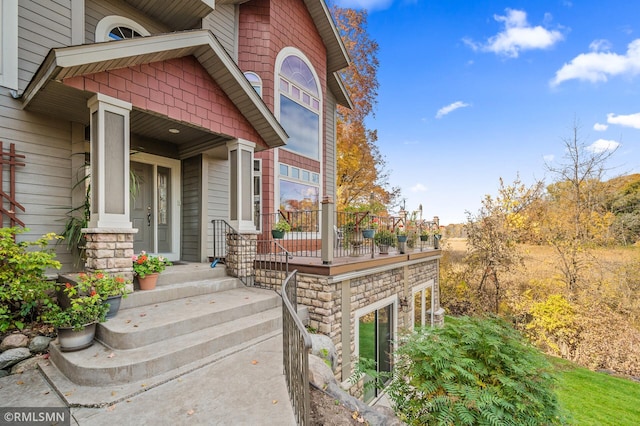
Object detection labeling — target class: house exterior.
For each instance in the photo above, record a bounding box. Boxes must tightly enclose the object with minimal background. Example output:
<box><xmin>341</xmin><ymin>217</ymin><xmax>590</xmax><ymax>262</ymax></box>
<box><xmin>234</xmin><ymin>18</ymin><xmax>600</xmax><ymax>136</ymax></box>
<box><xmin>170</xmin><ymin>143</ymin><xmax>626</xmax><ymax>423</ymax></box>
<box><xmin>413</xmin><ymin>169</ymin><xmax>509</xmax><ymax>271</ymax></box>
<box><xmin>1</xmin><ymin>0</ymin><xmax>348</xmax><ymax>270</ymax></box>
<box><xmin>0</xmin><ymin>0</ymin><xmax>442</xmax><ymax>405</ymax></box>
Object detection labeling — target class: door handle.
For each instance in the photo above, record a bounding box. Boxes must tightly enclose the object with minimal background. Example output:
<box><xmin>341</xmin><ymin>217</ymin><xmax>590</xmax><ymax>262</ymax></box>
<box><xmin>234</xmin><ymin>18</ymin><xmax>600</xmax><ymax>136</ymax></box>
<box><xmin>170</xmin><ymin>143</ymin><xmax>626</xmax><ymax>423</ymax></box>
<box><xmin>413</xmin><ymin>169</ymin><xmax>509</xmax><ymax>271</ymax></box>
<box><xmin>147</xmin><ymin>207</ymin><xmax>152</xmax><ymax>226</ymax></box>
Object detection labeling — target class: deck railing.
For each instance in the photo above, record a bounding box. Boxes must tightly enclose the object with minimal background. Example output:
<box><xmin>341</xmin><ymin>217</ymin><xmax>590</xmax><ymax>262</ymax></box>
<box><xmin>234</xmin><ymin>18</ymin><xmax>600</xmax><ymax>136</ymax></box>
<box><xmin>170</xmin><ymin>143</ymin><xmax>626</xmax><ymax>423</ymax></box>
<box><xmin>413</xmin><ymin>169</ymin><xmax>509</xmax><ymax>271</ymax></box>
<box><xmin>281</xmin><ymin>270</ymin><xmax>311</xmax><ymax>426</ymax></box>
<box><xmin>211</xmin><ymin>219</ymin><xmax>290</xmax><ymax>289</ymax></box>
<box><xmin>258</xmin><ymin>210</ymin><xmax>440</xmax><ymax>258</ymax></box>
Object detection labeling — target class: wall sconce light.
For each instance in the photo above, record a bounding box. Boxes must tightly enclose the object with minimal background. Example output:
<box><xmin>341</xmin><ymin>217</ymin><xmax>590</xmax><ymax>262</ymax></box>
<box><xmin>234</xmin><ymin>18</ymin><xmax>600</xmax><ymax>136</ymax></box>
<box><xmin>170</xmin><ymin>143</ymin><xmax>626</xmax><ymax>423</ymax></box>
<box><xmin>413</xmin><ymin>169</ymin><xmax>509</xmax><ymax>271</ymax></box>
<box><xmin>399</xmin><ymin>296</ymin><xmax>409</xmax><ymax>310</ymax></box>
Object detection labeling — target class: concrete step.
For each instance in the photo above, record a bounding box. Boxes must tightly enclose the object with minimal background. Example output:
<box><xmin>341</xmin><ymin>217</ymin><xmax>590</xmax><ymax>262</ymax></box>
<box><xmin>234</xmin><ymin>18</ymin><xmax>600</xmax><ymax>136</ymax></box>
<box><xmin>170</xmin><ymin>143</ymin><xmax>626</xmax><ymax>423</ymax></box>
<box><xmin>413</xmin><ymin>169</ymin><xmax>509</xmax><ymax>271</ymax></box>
<box><xmin>48</xmin><ymin>304</ymin><xmax>282</xmax><ymax>387</ymax></box>
<box><xmin>98</xmin><ymin>286</ymin><xmax>281</xmax><ymax>349</ymax></box>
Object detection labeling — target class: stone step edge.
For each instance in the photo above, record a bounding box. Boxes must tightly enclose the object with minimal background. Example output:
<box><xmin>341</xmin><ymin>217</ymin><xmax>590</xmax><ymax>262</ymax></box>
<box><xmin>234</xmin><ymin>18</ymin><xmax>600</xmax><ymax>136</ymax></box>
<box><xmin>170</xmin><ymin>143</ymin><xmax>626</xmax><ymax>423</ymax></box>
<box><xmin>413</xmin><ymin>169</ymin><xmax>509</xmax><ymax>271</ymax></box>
<box><xmin>49</xmin><ymin>308</ymin><xmax>282</xmax><ymax>384</ymax></box>
<box><xmin>38</xmin><ymin>329</ymin><xmax>282</xmax><ymax>408</ymax></box>
<box><xmin>123</xmin><ymin>277</ymin><xmax>243</xmax><ymax>309</ymax></box>
<box><xmin>99</xmin><ymin>289</ymin><xmax>281</xmax><ymax>349</ymax></box>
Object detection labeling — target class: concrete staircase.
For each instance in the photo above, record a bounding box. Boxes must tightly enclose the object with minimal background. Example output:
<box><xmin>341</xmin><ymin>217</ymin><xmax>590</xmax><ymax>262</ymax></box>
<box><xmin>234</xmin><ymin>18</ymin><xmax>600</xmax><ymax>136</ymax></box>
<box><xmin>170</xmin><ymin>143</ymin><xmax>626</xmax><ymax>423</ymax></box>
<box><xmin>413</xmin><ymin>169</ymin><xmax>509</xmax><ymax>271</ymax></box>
<box><xmin>40</xmin><ymin>263</ymin><xmax>282</xmax><ymax>407</ymax></box>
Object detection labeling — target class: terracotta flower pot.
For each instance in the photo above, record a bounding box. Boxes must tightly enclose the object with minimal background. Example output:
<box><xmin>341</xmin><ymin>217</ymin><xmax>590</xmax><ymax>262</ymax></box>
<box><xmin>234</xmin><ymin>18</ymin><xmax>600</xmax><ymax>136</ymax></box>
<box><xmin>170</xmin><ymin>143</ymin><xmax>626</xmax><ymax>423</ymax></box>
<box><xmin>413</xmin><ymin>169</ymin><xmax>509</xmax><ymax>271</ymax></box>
<box><xmin>137</xmin><ymin>273</ymin><xmax>159</xmax><ymax>290</ymax></box>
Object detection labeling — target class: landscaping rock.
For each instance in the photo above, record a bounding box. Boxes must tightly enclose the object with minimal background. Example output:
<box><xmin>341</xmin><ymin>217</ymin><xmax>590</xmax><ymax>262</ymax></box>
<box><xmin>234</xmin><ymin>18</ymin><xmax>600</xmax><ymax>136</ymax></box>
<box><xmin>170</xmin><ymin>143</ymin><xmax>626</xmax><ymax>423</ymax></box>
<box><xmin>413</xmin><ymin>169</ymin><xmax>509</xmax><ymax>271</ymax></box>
<box><xmin>10</xmin><ymin>355</ymin><xmax>45</xmax><ymax>375</ymax></box>
<box><xmin>0</xmin><ymin>348</ymin><xmax>31</xmax><ymax>369</ymax></box>
<box><xmin>29</xmin><ymin>336</ymin><xmax>52</xmax><ymax>353</ymax></box>
<box><xmin>0</xmin><ymin>369</ymin><xmax>9</xmax><ymax>379</ymax></box>
<box><xmin>0</xmin><ymin>333</ymin><xmax>29</xmax><ymax>351</ymax></box>
<box><xmin>309</xmin><ymin>354</ymin><xmax>406</xmax><ymax>426</ymax></box>
<box><xmin>310</xmin><ymin>333</ymin><xmax>337</xmax><ymax>372</ymax></box>
<box><xmin>309</xmin><ymin>354</ymin><xmax>337</xmax><ymax>389</ymax></box>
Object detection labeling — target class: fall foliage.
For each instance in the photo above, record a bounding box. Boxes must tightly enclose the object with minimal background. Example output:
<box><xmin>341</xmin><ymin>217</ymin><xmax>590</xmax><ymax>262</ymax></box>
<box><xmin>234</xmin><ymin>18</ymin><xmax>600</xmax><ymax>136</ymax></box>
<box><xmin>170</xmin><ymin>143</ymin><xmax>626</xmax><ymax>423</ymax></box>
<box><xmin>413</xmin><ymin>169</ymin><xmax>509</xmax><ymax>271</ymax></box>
<box><xmin>332</xmin><ymin>7</ymin><xmax>400</xmax><ymax>211</ymax></box>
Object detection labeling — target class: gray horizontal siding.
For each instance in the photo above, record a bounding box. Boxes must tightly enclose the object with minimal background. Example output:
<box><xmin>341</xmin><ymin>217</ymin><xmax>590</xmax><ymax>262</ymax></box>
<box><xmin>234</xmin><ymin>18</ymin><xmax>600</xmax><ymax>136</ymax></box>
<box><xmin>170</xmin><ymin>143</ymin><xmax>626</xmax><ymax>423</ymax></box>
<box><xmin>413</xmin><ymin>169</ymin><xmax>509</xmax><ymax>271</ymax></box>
<box><xmin>206</xmin><ymin>155</ymin><xmax>229</xmax><ymax>257</ymax></box>
<box><xmin>181</xmin><ymin>155</ymin><xmax>202</xmax><ymax>261</ymax></box>
<box><xmin>0</xmin><ymin>94</ymin><xmax>74</xmax><ymax>270</ymax></box>
<box><xmin>18</xmin><ymin>0</ymin><xmax>72</xmax><ymax>91</ymax></box>
<box><xmin>202</xmin><ymin>4</ymin><xmax>236</xmax><ymax>59</ymax></box>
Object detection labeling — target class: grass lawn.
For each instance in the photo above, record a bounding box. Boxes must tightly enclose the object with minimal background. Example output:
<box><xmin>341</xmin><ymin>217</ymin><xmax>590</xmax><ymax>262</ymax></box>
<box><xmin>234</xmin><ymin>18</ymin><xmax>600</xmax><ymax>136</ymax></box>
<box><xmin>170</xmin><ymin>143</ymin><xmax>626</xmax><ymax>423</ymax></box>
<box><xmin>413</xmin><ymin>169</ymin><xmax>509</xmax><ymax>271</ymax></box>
<box><xmin>551</xmin><ymin>357</ymin><xmax>640</xmax><ymax>425</ymax></box>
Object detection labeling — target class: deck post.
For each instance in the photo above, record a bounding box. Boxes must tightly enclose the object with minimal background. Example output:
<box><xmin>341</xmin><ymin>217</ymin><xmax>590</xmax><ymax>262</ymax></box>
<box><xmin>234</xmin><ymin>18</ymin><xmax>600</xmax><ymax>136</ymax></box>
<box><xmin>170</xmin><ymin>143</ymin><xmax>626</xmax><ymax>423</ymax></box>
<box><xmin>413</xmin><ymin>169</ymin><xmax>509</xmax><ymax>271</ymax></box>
<box><xmin>321</xmin><ymin>197</ymin><xmax>334</xmax><ymax>264</ymax></box>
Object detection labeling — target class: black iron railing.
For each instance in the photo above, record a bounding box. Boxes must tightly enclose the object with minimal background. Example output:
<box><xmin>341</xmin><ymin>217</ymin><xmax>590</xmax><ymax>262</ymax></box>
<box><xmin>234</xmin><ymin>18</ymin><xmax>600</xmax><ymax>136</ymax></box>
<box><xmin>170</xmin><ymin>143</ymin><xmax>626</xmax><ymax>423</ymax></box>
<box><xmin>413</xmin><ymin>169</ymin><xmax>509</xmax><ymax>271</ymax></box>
<box><xmin>281</xmin><ymin>270</ymin><xmax>311</xmax><ymax>426</ymax></box>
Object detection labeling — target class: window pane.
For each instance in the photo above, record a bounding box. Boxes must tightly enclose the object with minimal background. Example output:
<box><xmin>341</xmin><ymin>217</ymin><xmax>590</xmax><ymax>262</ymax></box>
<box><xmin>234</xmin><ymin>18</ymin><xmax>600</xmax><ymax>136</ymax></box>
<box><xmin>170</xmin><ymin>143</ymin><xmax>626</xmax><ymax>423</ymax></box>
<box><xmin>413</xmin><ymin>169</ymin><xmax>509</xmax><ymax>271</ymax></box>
<box><xmin>414</xmin><ymin>291</ymin><xmax>423</xmax><ymax>329</ymax></box>
<box><xmin>312</xmin><ymin>173</ymin><xmax>319</xmax><ymax>183</ymax></box>
<box><xmin>280</xmin><ymin>56</ymin><xmax>318</xmax><ymax>95</ymax></box>
<box><xmin>280</xmin><ymin>95</ymin><xmax>319</xmax><ymax>159</ymax></box>
<box><xmin>279</xmin><ymin>164</ymin><xmax>288</xmax><ymax>176</ymax></box>
<box><xmin>291</xmin><ymin>168</ymin><xmax>300</xmax><ymax>179</ymax></box>
<box><xmin>279</xmin><ymin>180</ymin><xmax>319</xmax><ymax>211</ymax></box>
<box><xmin>302</xmin><ymin>170</ymin><xmax>310</xmax><ymax>181</ymax></box>
<box><xmin>359</xmin><ymin>313</ymin><xmax>376</xmax><ymax>403</ymax></box>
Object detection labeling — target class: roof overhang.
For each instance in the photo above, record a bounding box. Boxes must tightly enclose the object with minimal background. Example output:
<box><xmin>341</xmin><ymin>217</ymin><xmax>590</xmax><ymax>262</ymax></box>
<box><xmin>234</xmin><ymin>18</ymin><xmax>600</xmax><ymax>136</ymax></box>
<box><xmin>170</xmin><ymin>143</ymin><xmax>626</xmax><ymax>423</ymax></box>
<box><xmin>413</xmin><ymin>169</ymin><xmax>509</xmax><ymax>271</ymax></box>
<box><xmin>124</xmin><ymin>0</ymin><xmax>214</xmax><ymax>30</ymax></box>
<box><xmin>22</xmin><ymin>30</ymin><xmax>288</xmax><ymax>150</ymax></box>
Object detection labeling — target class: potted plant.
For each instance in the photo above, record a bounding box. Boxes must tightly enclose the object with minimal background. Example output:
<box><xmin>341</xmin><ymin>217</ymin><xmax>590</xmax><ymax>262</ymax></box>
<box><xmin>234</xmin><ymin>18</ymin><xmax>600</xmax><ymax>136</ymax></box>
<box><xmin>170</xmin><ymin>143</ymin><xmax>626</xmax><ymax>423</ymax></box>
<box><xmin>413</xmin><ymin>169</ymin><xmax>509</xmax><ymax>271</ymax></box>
<box><xmin>44</xmin><ymin>282</ymin><xmax>108</xmax><ymax>352</ymax></box>
<box><xmin>271</xmin><ymin>219</ymin><xmax>292</xmax><ymax>239</ymax></box>
<box><xmin>432</xmin><ymin>228</ymin><xmax>442</xmax><ymax>249</ymax></box>
<box><xmin>361</xmin><ymin>217</ymin><xmax>377</xmax><ymax>239</ymax></box>
<box><xmin>374</xmin><ymin>229</ymin><xmax>394</xmax><ymax>254</ymax></box>
<box><xmin>420</xmin><ymin>229</ymin><xmax>429</xmax><ymax>242</ymax></box>
<box><xmin>132</xmin><ymin>251</ymin><xmax>172</xmax><ymax>290</ymax></box>
<box><xmin>79</xmin><ymin>271</ymin><xmax>131</xmax><ymax>318</ymax></box>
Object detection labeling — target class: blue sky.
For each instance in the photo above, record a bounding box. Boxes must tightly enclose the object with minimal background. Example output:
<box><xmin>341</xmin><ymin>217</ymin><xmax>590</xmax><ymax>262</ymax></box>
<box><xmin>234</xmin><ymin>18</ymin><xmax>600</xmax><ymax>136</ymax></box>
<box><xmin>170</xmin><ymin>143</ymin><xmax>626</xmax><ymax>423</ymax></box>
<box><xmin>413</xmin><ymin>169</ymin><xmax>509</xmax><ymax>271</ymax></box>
<box><xmin>332</xmin><ymin>0</ymin><xmax>640</xmax><ymax>224</ymax></box>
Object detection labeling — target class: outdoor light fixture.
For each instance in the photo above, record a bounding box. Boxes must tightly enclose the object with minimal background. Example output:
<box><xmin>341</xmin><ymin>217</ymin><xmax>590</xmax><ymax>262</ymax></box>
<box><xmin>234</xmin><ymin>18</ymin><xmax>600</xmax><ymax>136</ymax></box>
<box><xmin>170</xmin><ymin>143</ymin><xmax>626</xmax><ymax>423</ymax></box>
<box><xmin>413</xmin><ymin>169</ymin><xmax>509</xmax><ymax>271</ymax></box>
<box><xmin>168</xmin><ymin>128</ymin><xmax>180</xmax><ymax>134</ymax></box>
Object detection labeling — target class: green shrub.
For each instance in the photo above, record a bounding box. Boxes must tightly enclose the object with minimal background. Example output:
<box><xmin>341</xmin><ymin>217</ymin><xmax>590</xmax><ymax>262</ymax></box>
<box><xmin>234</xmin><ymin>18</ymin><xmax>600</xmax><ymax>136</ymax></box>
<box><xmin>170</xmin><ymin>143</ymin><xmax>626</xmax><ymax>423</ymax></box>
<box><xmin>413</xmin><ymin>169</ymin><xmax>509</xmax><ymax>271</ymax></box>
<box><xmin>0</xmin><ymin>227</ymin><xmax>61</xmax><ymax>332</ymax></box>
<box><xmin>388</xmin><ymin>315</ymin><xmax>563</xmax><ymax>426</ymax></box>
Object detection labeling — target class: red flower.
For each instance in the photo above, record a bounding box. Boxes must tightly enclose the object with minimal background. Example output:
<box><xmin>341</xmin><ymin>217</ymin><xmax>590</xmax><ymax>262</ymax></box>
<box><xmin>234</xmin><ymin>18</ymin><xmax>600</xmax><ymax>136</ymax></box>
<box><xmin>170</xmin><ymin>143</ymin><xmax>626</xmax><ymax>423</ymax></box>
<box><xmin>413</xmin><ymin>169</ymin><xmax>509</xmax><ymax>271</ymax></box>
<box><xmin>116</xmin><ymin>277</ymin><xmax>125</xmax><ymax>283</ymax></box>
<box><xmin>96</xmin><ymin>273</ymin><xmax>104</xmax><ymax>279</ymax></box>
<box><xmin>65</xmin><ymin>283</ymin><xmax>72</xmax><ymax>289</ymax></box>
<box><xmin>90</xmin><ymin>290</ymin><xmax>97</xmax><ymax>297</ymax></box>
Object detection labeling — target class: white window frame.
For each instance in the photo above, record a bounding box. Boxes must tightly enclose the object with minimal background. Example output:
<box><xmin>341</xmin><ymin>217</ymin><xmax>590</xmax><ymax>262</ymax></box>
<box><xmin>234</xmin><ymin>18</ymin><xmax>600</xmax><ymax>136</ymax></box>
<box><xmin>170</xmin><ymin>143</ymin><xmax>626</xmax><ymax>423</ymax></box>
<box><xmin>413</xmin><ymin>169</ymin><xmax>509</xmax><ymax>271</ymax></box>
<box><xmin>95</xmin><ymin>16</ymin><xmax>150</xmax><ymax>42</ymax></box>
<box><xmin>412</xmin><ymin>279</ymin><xmax>435</xmax><ymax>330</ymax></box>
<box><xmin>244</xmin><ymin>71</ymin><xmax>262</xmax><ymax>97</ymax></box>
<box><xmin>0</xmin><ymin>0</ymin><xmax>18</xmax><ymax>90</ymax></box>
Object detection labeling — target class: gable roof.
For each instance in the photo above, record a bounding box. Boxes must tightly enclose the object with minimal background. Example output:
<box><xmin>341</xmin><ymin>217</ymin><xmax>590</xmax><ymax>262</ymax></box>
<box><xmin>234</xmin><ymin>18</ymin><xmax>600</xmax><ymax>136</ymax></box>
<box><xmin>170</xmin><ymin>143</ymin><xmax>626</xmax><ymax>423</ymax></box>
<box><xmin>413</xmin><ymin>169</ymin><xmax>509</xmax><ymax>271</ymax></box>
<box><xmin>217</xmin><ymin>0</ymin><xmax>353</xmax><ymax>108</ymax></box>
<box><xmin>22</xmin><ymin>30</ymin><xmax>288</xmax><ymax>149</ymax></box>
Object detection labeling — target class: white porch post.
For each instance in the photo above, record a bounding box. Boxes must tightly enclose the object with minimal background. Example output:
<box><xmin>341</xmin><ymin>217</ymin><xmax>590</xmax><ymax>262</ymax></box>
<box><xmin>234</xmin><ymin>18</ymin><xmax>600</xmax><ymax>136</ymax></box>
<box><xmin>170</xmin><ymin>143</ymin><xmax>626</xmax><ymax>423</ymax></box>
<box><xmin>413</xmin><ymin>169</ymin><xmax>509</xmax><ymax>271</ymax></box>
<box><xmin>227</xmin><ymin>139</ymin><xmax>256</xmax><ymax>233</ymax></box>
<box><xmin>86</xmin><ymin>93</ymin><xmax>133</xmax><ymax>229</ymax></box>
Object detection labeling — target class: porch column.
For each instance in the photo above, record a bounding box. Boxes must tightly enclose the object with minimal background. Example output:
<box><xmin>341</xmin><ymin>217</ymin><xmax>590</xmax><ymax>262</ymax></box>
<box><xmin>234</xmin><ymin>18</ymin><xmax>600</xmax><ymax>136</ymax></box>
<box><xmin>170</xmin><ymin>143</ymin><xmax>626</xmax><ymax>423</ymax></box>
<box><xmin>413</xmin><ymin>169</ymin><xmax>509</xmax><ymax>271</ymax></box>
<box><xmin>227</xmin><ymin>139</ymin><xmax>256</xmax><ymax>233</ymax></box>
<box><xmin>86</xmin><ymin>93</ymin><xmax>132</xmax><ymax>229</ymax></box>
<box><xmin>83</xmin><ymin>93</ymin><xmax>135</xmax><ymax>282</ymax></box>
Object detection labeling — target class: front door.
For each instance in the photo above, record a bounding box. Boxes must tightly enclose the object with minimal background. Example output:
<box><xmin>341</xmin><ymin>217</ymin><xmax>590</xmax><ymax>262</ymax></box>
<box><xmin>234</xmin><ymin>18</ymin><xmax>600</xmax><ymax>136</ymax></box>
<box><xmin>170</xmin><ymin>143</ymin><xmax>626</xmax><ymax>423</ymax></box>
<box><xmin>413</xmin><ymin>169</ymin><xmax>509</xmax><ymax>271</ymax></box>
<box><xmin>131</xmin><ymin>161</ymin><xmax>154</xmax><ymax>253</ymax></box>
<box><xmin>129</xmin><ymin>153</ymin><xmax>180</xmax><ymax>260</ymax></box>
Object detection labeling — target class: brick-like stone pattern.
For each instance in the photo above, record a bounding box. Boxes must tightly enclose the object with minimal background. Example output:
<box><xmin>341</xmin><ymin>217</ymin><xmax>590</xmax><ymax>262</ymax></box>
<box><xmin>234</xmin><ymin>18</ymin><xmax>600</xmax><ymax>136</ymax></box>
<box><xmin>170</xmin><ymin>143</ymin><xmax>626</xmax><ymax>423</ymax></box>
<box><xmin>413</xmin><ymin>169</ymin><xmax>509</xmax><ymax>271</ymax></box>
<box><xmin>292</xmin><ymin>258</ymin><xmax>440</xmax><ymax>397</ymax></box>
<box><xmin>226</xmin><ymin>233</ymin><xmax>257</xmax><ymax>279</ymax></box>
<box><xmin>83</xmin><ymin>231</ymin><xmax>134</xmax><ymax>283</ymax></box>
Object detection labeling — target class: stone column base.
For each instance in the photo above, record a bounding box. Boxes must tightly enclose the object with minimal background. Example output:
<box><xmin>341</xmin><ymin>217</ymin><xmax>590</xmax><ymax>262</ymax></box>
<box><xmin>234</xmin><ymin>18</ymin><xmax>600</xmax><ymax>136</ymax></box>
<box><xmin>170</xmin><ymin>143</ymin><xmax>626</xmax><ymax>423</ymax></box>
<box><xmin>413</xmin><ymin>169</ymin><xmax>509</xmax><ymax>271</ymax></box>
<box><xmin>83</xmin><ymin>228</ymin><xmax>138</xmax><ymax>283</ymax></box>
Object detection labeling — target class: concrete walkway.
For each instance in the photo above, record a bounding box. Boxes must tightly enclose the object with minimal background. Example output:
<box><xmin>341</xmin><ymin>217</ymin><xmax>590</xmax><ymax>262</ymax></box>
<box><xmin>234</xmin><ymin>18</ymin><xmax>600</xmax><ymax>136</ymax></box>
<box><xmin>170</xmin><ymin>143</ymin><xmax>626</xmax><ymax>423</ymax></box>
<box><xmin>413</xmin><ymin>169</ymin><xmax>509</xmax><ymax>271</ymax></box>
<box><xmin>0</xmin><ymin>334</ymin><xmax>295</xmax><ymax>426</ymax></box>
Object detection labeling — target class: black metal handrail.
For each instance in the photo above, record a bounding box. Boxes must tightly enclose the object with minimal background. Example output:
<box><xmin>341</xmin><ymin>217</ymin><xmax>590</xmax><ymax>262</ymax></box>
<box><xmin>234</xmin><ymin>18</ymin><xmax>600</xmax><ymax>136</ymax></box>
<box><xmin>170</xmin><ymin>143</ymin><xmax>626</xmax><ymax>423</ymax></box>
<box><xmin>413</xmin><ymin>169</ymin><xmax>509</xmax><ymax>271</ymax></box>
<box><xmin>281</xmin><ymin>270</ymin><xmax>312</xmax><ymax>426</ymax></box>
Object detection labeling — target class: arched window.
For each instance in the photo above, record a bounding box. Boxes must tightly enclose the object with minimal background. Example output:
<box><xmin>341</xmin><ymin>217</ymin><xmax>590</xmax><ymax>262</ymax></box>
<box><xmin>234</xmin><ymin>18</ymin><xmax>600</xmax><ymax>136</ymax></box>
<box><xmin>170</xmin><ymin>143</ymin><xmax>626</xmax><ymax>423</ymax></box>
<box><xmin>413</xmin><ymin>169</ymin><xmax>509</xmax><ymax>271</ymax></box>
<box><xmin>277</xmin><ymin>53</ymin><xmax>321</xmax><ymax>160</ymax></box>
<box><xmin>95</xmin><ymin>16</ymin><xmax>150</xmax><ymax>42</ymax></box>
<box><xmin>244</xmin><ymin>72</ymin><xmax>262</xmax><ymax>97</ymax></box>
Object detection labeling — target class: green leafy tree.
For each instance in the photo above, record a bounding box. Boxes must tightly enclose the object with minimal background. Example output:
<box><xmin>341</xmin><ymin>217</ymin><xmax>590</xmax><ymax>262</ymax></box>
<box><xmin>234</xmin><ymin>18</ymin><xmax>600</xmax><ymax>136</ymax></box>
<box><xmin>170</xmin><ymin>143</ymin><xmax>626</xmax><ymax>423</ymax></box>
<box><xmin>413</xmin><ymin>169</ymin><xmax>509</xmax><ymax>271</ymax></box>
<box><xmin>387</xmin><ymin>316</ymin><xmax>563</xmax><ymax>426</ymax></box>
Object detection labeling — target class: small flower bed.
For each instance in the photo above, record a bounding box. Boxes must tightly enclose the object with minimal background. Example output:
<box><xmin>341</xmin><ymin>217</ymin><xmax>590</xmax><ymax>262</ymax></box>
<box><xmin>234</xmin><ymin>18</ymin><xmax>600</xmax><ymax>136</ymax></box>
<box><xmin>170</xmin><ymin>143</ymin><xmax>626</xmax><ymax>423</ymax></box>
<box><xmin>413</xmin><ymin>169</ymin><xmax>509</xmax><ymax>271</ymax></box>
<box><xmin>132</xmin><ymin>251</ymin><xmax>172</xmax><ymax>278</ymax></box>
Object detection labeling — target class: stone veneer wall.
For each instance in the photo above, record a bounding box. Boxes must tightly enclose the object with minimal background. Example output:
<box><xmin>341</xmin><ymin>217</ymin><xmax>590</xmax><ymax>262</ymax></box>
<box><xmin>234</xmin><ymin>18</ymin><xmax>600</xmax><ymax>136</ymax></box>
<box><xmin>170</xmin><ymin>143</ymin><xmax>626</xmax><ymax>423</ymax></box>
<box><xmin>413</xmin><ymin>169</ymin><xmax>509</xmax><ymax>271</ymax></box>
<box><xmin>225</xmin><ymin>233</ymin><xmax>258</xmax><ymax>279</ymax></box>
<box><xmin>83</xmin><ymin>229</ymin><xmax>136</xmax><ymax>284</ymax></box>
<box><xmin>281</xmin><ymin>256</ymin><xmax>442</xmax><ymax>394</ymax></box>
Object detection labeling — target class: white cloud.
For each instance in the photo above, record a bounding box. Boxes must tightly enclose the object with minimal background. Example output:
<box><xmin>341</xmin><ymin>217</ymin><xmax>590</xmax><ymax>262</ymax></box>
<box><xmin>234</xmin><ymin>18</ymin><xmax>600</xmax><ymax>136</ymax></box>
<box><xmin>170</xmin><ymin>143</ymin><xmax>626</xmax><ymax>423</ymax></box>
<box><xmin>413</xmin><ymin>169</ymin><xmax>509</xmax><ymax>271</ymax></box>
<box><xmin>410</xmin><ymin>183</ymin><xmax>428</xmax><ymax>193</ymax></box>
<box><xmin>593</xmin><ymin>122</ymin><xmax>608</xmax><ymax>131</ymax></box>
<box><xmin>587</xmin><ymin>139</ymin><xmax>620</xmax><ymax>153</ymax></box>
<box><xmin>436</xmin><ymin>101</ymin><xmax>471</xmax><ymax>119</ymax></box>
<box><xmin>551</xmin><ymin>39</ymin><xmax>640</xmax><ymax>86</ymax></box>
<box><xmin>331</xmin><ymin>0</ymin><xmax>393</xmax><ymax>10</ymax></box>
<box><xmin>543</xmin><ymin>154</ymin><xmax>555</xmax><ymax>162</ymax></box>
<box><xmin>464</xmin><ymin>9</ymin><xmax>564</xmax><ymax>58</ymax></box>
<box><xmin>607</xmin><ymin>112</ymin><xmax>640</xmax><ymax>129</ymax></box>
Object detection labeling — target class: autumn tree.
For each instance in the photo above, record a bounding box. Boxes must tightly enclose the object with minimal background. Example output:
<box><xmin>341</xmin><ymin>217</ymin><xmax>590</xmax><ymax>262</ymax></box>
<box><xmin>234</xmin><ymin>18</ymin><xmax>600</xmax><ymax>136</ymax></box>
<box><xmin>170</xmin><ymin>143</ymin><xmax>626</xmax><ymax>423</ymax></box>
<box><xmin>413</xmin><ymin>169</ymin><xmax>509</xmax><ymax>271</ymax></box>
<box><xmin>332</xmin><ymin>7</ymin><xmax>399</xmax><ymax>211</ymax></box>
<box><xmin>464</xmin><ymin>176</ymin><xmax>543</xmax><ymax>313</ymax></box>
<box><xmin>543</xmin><ymin>122</ymin><xmax>617</xmax><ymax>293</ymax></box>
